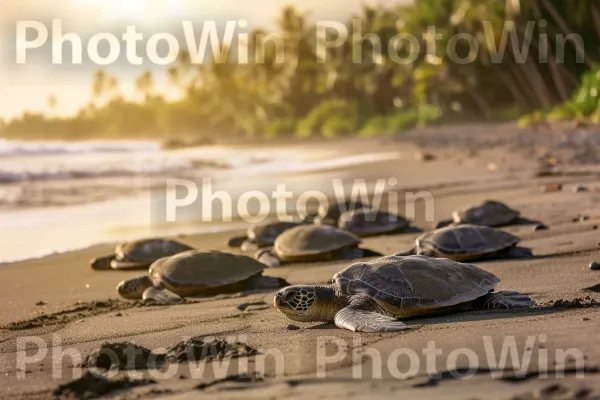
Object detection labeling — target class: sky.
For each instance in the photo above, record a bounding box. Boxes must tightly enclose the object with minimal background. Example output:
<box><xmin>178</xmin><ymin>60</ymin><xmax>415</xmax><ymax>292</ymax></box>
<box><xmin>0</xmin><ymin>0</ymin><xmax>408</xmax><ymax>119</ymax></box>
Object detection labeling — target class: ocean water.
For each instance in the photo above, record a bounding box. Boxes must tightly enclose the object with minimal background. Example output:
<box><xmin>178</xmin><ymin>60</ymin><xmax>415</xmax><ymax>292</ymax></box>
<box><xmin>0</xmin><ymin>139</ymin><xmax>402</xmax><ymax>263</ymax></box>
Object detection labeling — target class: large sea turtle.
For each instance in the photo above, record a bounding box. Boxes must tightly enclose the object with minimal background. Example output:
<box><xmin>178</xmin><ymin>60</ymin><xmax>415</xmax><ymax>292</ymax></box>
<box><xmin>228</xmin><ymin>221</ymin><xmax>303</xmax><ymax>252</ymax></box>
<box><xmin>315</xmin><ymin>200</ymin><xmax>368</xmax><ymax>226</ymax></box>
<box><xmin>255</xmin><ymin>224</ymin><xmax>381</xmax><ymax>267</ymax></box>
<box><xmin>436</xmin><ymin>200</ymin><xmax>520</xmax><ymax>228</ymax></box>
<box><xmin>91</xmin><ymin>239</ymin><xmax>194</xmax><ymax>270</ymax></box>
<box><xmin>117</xmin><ymin>250</ymin><xmax>289</xmax><ymax>303</ymax></box>
<box><xmin>274</xmin><ymin>255</ymin><xmax>534</xmax><ymax>332</ymax></box>
<box><xmin>396</xmin><ymin>224</ymin><xmax>532</xmax><ymax>262</ymax></box>
<box><xmin>338</xmin><ymin>208</ymin><xmax>409</xmax><ymax>237</ymax></box>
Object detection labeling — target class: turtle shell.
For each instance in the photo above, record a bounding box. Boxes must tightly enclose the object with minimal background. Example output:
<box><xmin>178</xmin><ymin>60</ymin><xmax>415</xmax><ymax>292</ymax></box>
<box><xmin>452</xmin><ymin>200</ymin><xmax>519</xmax><ymax>226</ymax></box>
<box><xmin>247</xmin><ymin>221</ymin><xmax>301</xmax><ymax>246</ymax></box>
<box><xmin>338</xmin><ymin>208</ymin><xmax>408</xmax><ymax>237</ymax></box>
<box><xmin>317</xmin><ymin>200</ymin><xmax>368</xmax><ymax>225</ymax></box>
<box><xmin>417</xmin><ymin>225</ymin><xmax>520</xmax><ymax>259</ymax></box>
<box><xmin>333</xmin><ymin>255</ymin><xmax>499</xmax><ymax>317</ymax></box>
<box><xmin>274</xmin><ymin>224</ymin><xmax>360</xmax><ymax>261</ymax></box>
<box><xmin>150</xmin><ymin>250</ymin><xmax>265</xmax><ymax>297</ymax></box>
<box><xmin>116</xmin><ymin>239</ymin><xmax>193</xmax><ymax>262</ymax></box>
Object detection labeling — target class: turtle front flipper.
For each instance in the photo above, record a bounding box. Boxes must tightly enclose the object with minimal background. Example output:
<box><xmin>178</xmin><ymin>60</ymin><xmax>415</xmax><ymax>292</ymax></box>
<box><xmin>110</xmin><ymin>259</ymin><xmax>152</xmax><ymax>270</ymax></box>
<box><xmin>334</xmin><ymin>298</ymin><xmax>409</xmax><ymax>332</ymax></box>
<box><xmin>228</xmin><ymin>235</ymin><xmax>248</xmax><ymax>248</ymax></box>
<box><xmin>142</xmin><ymin>286</ymin><xmax>184</xmax><ymax>305</ymax></box>
<box><xmin>472</xmin><ymin>291</ymin><xmax>535</xmax><ymax>310</ymax></box>
<box><xmin>241</xmin><ymin>239</ymin><xmax>260</xmax><ymax>252</ymax></box>
<box><xmin>255</xmin><ymin>249</ymin><xmax>282</xmax><ymax>268</ymax></box>
<box><xmin>90</xmin><ymin>255</ymin><xmax>116</xmax><ymax>270</ymax></box>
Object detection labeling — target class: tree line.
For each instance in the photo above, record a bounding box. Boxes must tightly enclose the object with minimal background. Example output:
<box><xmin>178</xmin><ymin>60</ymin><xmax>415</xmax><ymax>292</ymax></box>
<box><xmin>2</xmin><ymin>0</ymin><xmax>599</xmax><ymax>141</ymax></box>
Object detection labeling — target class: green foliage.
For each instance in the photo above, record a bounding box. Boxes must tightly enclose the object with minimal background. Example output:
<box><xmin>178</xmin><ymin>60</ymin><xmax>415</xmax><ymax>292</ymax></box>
<box><xmin>2</xmin><ymin>1</ymin><xmax>600</xmax><ymax>140</ymax></box>
<box><xmin>266</xmin><ymin>118</ymin><xmax>297</xmax><ymax>138</ymax></box>
<box><xmin>321</xmin><ymin>116</ymin><xmax>359</xmax><ymax>138</ymax></box>
<box><xmin>359</xmin><ymin>111</ymin><xmax>419</xmax><ymax>136</ymax></box>
<box><xmin>295</xmin><ymin>100</ymin><xmax>359</xmax><ymax>138</ymax></box>
<box><xmin>568</xmin><ymin>66</ymin><xmax>600</xmax><ymax>119</ymax></box>
<box><xmin>539</xmin><ymin>65</ymin><xmax>600</xmax><ymax>123</ymax></box>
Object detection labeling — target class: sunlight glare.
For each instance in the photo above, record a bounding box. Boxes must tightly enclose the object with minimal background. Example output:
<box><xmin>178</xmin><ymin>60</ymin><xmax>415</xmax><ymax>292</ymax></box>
<box><xmin>74</xmin><ymin>0</ymin><xmax>184</xmax><ymax>19</ymax></box>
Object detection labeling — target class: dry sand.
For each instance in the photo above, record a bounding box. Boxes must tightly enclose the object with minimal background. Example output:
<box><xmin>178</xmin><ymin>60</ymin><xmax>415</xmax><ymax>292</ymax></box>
<box><xmin>1</xmin><ymin>125</ymin><xmax>600</xmax><ymax>399</ymax></box>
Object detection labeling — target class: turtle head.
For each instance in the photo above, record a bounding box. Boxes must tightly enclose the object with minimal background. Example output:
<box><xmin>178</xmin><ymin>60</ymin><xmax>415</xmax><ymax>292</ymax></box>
<box><xmin>90</xmin><ymin>255</ymin><xmax>115</xmax><ymax>270</ymax></box>
<box><xmin>116</xmin><ymin>276</ymin><xmax>153</xmax><ymax>300</ymax></box>
<box><xmin>274</xmin><ymin>285</ymin><xmax>341</xmax><ymax>322</ymax></box>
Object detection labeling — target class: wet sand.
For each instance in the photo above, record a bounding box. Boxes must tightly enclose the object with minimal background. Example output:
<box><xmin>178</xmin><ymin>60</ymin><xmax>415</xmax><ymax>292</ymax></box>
<box><xmin>1</xmin><ymin>125</ymin><xmax>600</xmax><ymax>399</ymax></box>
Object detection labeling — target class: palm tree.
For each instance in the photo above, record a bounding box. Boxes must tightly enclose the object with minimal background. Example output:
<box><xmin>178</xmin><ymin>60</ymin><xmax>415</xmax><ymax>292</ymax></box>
<box><xmin>47</xmin><ymin>95</ymin><xmax>57</xmax><ymax>116</ymax></box>
<box><xmin>91</xmin><ymin>69</ymin><xmax>107</xmax><ymax>104</ymax></box>
<box><xmin>135</xmin><ymin>70</ymin><xmax>155</xmax><ymax>101</ymax></box>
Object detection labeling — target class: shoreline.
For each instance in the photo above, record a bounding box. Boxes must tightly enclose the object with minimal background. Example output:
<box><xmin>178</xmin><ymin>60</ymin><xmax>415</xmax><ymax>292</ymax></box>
<box><xmin>2</xmin><ymin>126</ymin><xmax>600</xmax><ymax>399</ymax></box>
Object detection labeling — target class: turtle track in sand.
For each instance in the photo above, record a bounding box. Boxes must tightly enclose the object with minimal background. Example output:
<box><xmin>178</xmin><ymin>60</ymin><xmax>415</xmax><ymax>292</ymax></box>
<box><xmin>1</xmin><ymin>299</ymin><xmax>135</xmax><ymax>331</ymax></box>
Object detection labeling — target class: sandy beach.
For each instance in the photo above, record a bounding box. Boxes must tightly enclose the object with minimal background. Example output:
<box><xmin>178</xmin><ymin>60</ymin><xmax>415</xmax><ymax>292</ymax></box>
<box><xmin>1</xmin><ymin>124</ymin><xmax>600</xmax><ymax>399</ymax></box>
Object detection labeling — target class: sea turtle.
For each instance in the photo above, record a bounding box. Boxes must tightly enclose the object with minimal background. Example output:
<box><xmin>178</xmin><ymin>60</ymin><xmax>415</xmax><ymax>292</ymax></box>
<box><xmin>396</xmin><ymin>224</ymin><xmax>532</xmax><ymax>262</ymax></box>
<box><xmin>227</xmin><ymin>221</ymin><xmax>303</xmax><ymax>252</ymax></box>
<box><xmin>90</xmin><ymin>238</ymin><xmax>194</xmax><ymax>270</ymax></box>
<box><xmin>315</xmin><ymin>199</ymin><xmax>368</xmax><ymax>226</ymax></box>
<box><xmin>116</xmin><ymin>250</ymin><xmax>289</xmax><ymax>303</ymax></box>
<box><xmin>338</xmin><ymin>208</ymin><xmax>409</xmax><ymax>237</ymax></box>
<box><xmin>274</xmin><ymin>254</ymin><xmax>535</xmax><ymax>332</ymax></box>
<box><xmin>436</xmin><ymin>200</ymin><xmax>520</xmax><ymax>228</ymax></box>
<box><xmin>255</xmin><ymin>224</ymin><xmax>381</xmax><ymax>267</ymax></box>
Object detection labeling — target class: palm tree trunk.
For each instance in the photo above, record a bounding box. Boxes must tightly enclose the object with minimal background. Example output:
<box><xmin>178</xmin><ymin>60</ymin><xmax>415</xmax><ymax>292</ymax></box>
<box><xmin>494</xmin><ymin>65</ymin><xmax>529</xmax><ymax>108</ymax></box>
<box><xmin>590</xmin><ymin>2</ymin><xmax>600</xmax><ymax>38</ymax></box>
<box><xmin>538</xmin><ymin>0</ymin><xmax>594</xmax><ymax>67</ymax></box>
<box><xmin>530</xmin><ymin>0</ymin><xmax>570</xmax><ymax>101</ymax></box>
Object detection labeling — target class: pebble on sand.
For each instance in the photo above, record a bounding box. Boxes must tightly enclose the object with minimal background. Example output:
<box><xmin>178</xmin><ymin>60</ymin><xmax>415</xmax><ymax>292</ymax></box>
<box><xmin>532</xmin><ymin>224</ymin><xmax>548</xmax><ymax>231</ymax></box>
<box><xmin>286</xmin><ymin>324</ymin><xmax>301</xmax><ymax>330</ymax></box>
<box><xmin>573</xmin><ymin>215</ymin><xmax>589</xmax><ymax>223</ymax></box>
<box><xmin>414</xmin><ymin>151</ymin><xmax>436</xmax><ymax>162</ymax></box>
<box><xmin>486</xmin><ymin>162</ymin><xmax>498</xmax><ymax>171</ymax></box>
<box><xmin>573</xmin><ymin>185</ymin><xmax>589</xmax><ymax>193</ymax></box>
<box><xmin>541</xmin><ymin>183</ymin><xmax>562</xmax><ymax>193</ymax></box>
<box><xmin>589</xmin><ymin>261</ymin><xmax>600</xmax><ymax>271</ymax></box>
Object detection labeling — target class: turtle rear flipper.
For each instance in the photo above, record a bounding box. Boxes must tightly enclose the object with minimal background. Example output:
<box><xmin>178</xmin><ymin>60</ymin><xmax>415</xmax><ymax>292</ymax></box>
<box><xmin>502</xmin><ymin>246</ymin><xmax>533</xmax><ymax>259</ymax></box>
<box><xmin>434</xmin><ymin>219</ymin><xmax>454</xmax><ymax>229</ymax></box>
<box><xmin>334</xmin><ymin>298</ymin><xmax>409</xmax><ymax>332</ymax></box>
<box><xmin>394</xmin><ymin>247</ymin><xmax>417</xmax><ymax>256</ymax></box>
<box><xmin>473</xmin><ymin>291</ymin><xmax>535</xmax><ymax>310</ymax></box>
<box><xmin>90</xmin><ymin>255</ymin><xmax>115</xmax><ymax>270</ymax></box>
<box><xmin>251</xmin><ymin>276</ymin><xmax>290</xmax><ymax>290</ymax></box>
<box><xmin>359</xmin><ymin>248</ymin><xmax>383</xmax><ymax>258</ymax></box>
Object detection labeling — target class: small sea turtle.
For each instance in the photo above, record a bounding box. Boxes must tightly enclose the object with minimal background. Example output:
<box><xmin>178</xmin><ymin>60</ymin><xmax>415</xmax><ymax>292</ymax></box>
<box><xmin>255</xmin><ymin>224</ymin><xmax>381</xmax><ymax>267</ymax></box>
<box><xmin>338</xmin><ymin>208</ymin><xmax>409</xmax><ymax>237</ymax></box>
<box><xmin>396</xmin><ymin>224</ymin><xmax>532</xmax><ymax>262</ymax></box>
<box><xmin>436</xmin><ymin>200</ymin><xmax>520</xmax><ymax>228</ymax></box>
<box><xmin>315</xmin><ymin>200</ymin><xmax>368</xmax><ymax>226</ymax></box>
<box><xmin>91</xmin><ymin>239</ymin><xmax>194</xmax><ymax>270</ymax></box>
<box><xmin>228</xmin><ymin>221</ymin><xmax>303</xmax><ymax>252</ymax></box>
<box><xmin>274</xmin><ymin>255</ymin><xmax>534</xmax><ymax>332</ymax></box>
<box><xmin>117</xmin><ymin>250</ymin><xmax>289</xmax><ymax>303</ymax></box>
